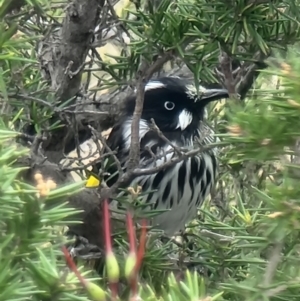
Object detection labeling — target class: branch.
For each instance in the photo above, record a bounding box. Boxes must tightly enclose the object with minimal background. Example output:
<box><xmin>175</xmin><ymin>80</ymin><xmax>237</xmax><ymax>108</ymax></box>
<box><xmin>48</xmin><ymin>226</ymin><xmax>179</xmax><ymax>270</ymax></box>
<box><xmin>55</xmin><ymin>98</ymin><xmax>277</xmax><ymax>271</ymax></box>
<box><xmin>214</xmin><ymin>48</ymin><xmax>269</xmax><ymax>100</ymax></box>
<box><xmin>150</xmin><ymin>118</ymin><xmax>183</xmax><ymax>157</ymax></box>
<box><xmin>101</xmin><ymin>140</ymin><xmax>227</xmax><ymax>200</ymax></box>
<box><xmin>263</xmin><ymin>242</ymin><xmax>283</xmax><ymax>287</ymax></box>
<box><xmin>126</xmin><ymin>69</ymin><xmax>146</xmax><ymax>171</ymax></box>
<box><xmin>52</xmin><ymin>0</ymin><xmax>104</xmax><ymax>103</ymax></box>
<box><xmin>36</xmin><ymin>0</ymin><xmax>105</xmax><ymax>163</ymax></box>
<box><xmin>131</xmin><ymin>142</ymin><xmax>225</xmax><ymax>177</ymax></box>
<box><xmin>88</xmin><ymin>125</ymin><xmax>123</xmax><ymax>179</ymax></box>
<box><xmin>127</xmin><ymin>52</ymin><xmax>174</xmax><ymax>171</ymax></box>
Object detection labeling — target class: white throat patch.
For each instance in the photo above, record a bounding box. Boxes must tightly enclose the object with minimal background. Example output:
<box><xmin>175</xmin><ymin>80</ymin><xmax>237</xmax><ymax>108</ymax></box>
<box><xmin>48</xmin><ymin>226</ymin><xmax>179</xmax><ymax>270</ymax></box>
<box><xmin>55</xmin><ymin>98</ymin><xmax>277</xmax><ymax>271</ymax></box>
<box><xmin>177</xmin><ymin>109</ymin><xmax>193</xmax><ymax>130</ymax></box>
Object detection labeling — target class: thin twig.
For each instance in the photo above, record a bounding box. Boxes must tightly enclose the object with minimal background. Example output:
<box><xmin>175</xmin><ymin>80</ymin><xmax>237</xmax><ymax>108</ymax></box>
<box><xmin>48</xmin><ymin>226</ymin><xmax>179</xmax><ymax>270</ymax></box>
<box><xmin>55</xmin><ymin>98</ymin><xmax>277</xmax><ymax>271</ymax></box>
<box><xmin>102</xmin><ymin>141</ymin><xmax>227</xmax><ymax>200</ymax></box>
<box><xmin>61</xmin><ymin>153</ymin><xmax>113</xmax><ymax>172</ymax></box>
<box><xmin>132</xmin><ymin>142</ymin><xmax>226</xmax><ymax>177</ymax></box>
<box><xmin>88</xmin><ymin>125</ymin><xmax>123</xmax><ymax>178</ymax></box>
<box><xmin>126</xmin><ymin>72</ymin><xmax>145</xmax><ymax>171</ymax></box>
<box><xmin>263</xmin><ymin>242</ymin><xmax>283</xmax><ymax>287</ymax></box>
<box><xmin>127</xmin><ymin>52</ymin><xmax>174</xmax><ymax>171</ymax></box>
<box><xmin>150</xmin><ymin>118</ymin><xmax>183</xmax><ymax>157</ymax></box>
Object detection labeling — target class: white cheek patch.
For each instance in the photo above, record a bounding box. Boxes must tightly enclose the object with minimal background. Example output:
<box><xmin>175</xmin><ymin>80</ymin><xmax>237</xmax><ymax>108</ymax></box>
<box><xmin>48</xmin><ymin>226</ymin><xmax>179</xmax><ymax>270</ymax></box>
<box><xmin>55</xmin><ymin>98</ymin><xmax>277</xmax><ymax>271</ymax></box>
<box><xmin>177</xmin><ymin>109</ymin><xmax>193</xmax><ymax>130</ymax></box>
<box><xmin>122</xmin><ymin>118</ymin><xmax>150</xmax><ymax>150</ymax></box>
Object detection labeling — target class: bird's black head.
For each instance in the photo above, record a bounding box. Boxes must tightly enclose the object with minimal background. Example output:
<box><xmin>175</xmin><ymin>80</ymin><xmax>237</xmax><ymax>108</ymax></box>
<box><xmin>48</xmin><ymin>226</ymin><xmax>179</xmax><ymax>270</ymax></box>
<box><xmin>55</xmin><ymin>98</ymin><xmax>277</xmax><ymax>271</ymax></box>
<box><xmin>124</xmin><ymin>77</ymin><xmax>229</xmax><ymax>135</ymax></box>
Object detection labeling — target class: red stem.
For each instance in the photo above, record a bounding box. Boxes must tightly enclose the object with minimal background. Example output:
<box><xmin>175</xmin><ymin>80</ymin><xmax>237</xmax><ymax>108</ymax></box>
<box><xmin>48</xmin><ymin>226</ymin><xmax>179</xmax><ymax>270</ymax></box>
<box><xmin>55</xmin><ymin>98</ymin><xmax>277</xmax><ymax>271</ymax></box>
<box><xmin>103</xmin><ymin>199</ymin><xmax>112</xmax><ymax>253</ymax></box>
<box><xmin>62</xmin><ymin>246</ymin><xmax>87</xmax><ymax>287</ymax></box>
<box><xmin>135</xmin><ymin>219</ymin><xmax>147</xmax><ymax>273</ymax></box>
<box><xmin>128</xmin><ymin>218</ymin><xmax>148</xmax><ymax>298</ymax></box>
<box><xmin>103</xmin><ymin>199</ymin><xmax>118</xmax><ymax>300</ymax></box>
<box><xmin>126</xmin><ymin>211</ymin><xmax>137</xmax><ymax>253</ymax></box>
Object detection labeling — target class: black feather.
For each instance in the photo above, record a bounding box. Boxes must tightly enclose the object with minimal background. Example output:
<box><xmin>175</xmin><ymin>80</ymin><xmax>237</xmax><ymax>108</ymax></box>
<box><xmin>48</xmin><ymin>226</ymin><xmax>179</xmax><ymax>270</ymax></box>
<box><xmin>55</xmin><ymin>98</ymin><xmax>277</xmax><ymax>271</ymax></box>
<box><xmin>90</xmin><ymin>77</ymin><xmax>229</xmax><ymax>235</ymax></box>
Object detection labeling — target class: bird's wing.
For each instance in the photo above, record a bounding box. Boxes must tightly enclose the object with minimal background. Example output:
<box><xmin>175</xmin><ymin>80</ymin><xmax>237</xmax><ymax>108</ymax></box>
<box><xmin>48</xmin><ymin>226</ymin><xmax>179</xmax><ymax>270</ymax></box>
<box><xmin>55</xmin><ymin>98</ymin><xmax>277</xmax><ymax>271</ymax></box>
<box><xmin>86</xmin><ymin>120</ymin><xmax>181</xmax><ymax>187</ymax></box>
<box><xmin>105</xmin><ymin>123</ymin><xmax>125</xmax><ymax>154</ymax></box>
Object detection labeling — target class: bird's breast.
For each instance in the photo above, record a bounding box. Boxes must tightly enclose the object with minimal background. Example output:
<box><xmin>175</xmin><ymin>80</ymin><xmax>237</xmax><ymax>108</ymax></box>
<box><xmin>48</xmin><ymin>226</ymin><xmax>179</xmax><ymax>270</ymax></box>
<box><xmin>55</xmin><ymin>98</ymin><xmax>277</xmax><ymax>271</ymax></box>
<box><xmin>111</xmin><ymin>121</ymin><xmax>219</xmax><ymax>235</ymax></box>
<box><xmin>123</xmin><ymin>149</ymin><xmax>218</xmax><ymax>236</ymax></box>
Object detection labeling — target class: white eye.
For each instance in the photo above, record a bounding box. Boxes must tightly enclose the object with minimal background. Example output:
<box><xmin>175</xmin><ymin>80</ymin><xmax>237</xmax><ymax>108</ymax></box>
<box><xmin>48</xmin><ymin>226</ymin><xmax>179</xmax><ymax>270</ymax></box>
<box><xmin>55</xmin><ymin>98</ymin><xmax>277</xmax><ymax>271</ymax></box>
<box><xmin>164</xmin><ymin>101</ymin><xmax>175</xmax><ymax>110</ymax></box>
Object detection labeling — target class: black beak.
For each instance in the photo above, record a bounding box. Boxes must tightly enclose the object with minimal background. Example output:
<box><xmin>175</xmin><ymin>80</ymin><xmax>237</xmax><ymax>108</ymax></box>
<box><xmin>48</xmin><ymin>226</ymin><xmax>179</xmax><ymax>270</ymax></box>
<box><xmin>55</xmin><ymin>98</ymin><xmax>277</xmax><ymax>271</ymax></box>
<box><xmin>198</xmin><ymin>88</ymin><xmax>229</xmax><ymax>102</ymax></box>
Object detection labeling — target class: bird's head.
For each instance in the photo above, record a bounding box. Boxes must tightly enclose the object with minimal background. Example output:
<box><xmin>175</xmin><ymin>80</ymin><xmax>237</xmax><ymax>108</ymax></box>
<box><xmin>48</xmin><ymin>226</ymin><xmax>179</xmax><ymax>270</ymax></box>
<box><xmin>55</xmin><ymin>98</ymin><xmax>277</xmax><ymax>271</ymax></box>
<box><xmin>124</xmin><ymin>77</ymin><xmax>229</xmax><ymax>135</ymax></box>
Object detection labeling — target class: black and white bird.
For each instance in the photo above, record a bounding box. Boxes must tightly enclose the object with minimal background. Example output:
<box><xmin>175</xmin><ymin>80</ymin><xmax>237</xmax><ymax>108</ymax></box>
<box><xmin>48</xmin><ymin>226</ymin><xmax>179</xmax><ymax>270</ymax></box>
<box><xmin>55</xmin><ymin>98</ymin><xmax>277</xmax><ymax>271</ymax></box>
<box><xmin>90</xmin><ymin>77</ymin><xmax>229</xmax><ymax>236</ymax></box>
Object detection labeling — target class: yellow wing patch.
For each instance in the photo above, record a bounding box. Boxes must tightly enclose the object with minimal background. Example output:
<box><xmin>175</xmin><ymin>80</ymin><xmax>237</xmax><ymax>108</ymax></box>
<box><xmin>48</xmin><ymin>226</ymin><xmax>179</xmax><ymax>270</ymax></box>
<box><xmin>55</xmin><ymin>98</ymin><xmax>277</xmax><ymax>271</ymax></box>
<box><xmin>86</xmin><ymin>175</ymin><xmax>101</xmax><ymax>188</ymax></box>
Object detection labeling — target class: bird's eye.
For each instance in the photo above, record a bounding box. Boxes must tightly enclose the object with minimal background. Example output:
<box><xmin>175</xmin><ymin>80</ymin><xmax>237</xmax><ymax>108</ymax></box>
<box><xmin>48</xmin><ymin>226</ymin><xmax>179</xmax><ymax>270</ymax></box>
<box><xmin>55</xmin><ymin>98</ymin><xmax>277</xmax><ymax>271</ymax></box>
<box><xmin>164</xmin><ymin>101</ymin><xmax>175</xmax><ymax>110</ymax></box>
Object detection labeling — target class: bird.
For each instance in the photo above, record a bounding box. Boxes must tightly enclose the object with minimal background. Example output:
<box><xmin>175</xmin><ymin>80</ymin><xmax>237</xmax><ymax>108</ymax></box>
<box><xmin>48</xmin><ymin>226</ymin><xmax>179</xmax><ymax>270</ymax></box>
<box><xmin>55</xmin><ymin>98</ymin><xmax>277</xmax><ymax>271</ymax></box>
<box><xmin>88</xmin><ymin>77</ymin><xmax>229</xmax><ymax>236</ymax></box>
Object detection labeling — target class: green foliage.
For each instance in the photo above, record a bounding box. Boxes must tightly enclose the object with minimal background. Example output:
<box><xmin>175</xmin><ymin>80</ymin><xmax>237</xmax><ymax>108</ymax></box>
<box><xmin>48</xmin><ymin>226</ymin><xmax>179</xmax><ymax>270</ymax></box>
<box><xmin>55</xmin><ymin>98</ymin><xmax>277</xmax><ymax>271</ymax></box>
<box><xmin>0</xmin><ymin>124</ymin><xmax>94</xmax><ymax>300</ymax></box>
<box><xmin>3</xmin><ymin>0</ymin><xmax>300</xmax><ymax>300</ymax></box>
<box><xmin>0</xmin><ymin>124</ymin><xmax>224</xmax><ymax>301</ymax></box>
<box><xmin>222</xmin><ymin>50</ymin><xmax>300</xmax><ymax>163</ymax></box>
<box><xmin>99</xmin><ymin>0</ymin><xmax>300</xmax><ymax>89</ymax></box>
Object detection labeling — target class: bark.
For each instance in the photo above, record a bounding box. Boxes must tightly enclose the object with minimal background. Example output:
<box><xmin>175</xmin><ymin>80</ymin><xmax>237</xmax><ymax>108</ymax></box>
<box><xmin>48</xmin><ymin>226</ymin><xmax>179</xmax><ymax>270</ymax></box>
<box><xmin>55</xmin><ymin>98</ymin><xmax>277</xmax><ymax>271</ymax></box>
<box><xmin>38</xmin><ymin>0</ymin><xmax>105</xmax><ymax>163</ymax></box>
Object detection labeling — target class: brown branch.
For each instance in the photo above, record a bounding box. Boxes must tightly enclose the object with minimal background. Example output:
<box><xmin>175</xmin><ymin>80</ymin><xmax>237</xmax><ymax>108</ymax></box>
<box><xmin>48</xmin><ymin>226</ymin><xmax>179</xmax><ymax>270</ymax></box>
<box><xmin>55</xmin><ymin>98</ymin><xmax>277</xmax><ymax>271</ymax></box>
<box><xmin>52</xmin><ymin>0</ymin><xmax>104</xmax><ymax>103</ymax></box>
<box><xmin>35</xmin><ymin>0</ymin><xmax>105</xmax><ymax>163</ymax></box>
<box><xmin>11</xmin><ymin>93</ymin><xmax>108</xmax><ymax>117</ymax></box>
<box><xmin>126</xmin><ymin>71</ymin><xmax>145</xmax><ymax>171</ymax></box>
<box><xmin>217</xmin><ymin>50</ymin><xmax>237</xmax><ymax>97</ymax></box>
<box><xmin>127</xmin><ymin>52</ymin><xmax>174</xmax><ymax>171</ymax></box>
<box><xmin>215</xmin><ymin>49</ymin><xmax>269</xmax><ymax>100</ymax></box>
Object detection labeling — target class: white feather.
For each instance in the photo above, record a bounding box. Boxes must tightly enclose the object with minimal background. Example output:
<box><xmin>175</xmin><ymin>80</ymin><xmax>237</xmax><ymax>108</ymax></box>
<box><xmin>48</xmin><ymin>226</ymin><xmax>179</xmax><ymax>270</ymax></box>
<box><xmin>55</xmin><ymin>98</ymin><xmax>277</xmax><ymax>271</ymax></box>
<box><xmin>112</xmin><ymin>128</ymin><xmax>218</xmax><ymax>235</ymax></box>
<box><xmin>145</xmin><ymin>81</ymin><xmax>165</xmax><ymax>91</ymax></box>
<box><xmin>127</xmin><ymin>140</ymin><xmax>216</xmax><ymax>235</ymax></box>
<box><xmin>133</xmin><ymin>81</ymin><xmax>165</xmax><ymax>93</ymax></box>
<box><xmin>122</xmin><ymin>118</ymin><xmax>150</xmax><ymax>149</ymax></box>
<box><xmin>185</xmin><ymin>84</ymin><xmax>207</xmax><ymax>100</ymax></box>
<box><xmin>177</xmin><ymin>109</ymin><xmax>193</xmax><ymax>130</ymax></box>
